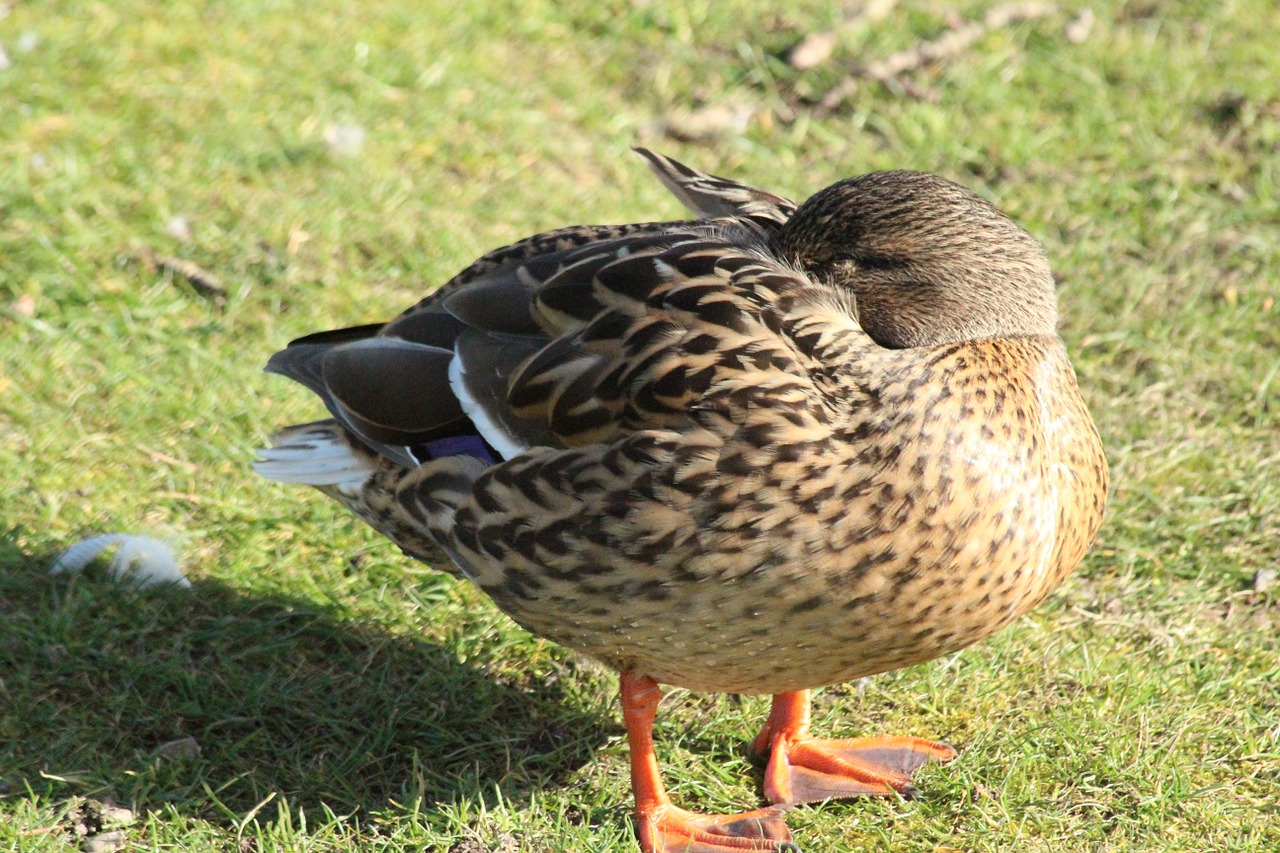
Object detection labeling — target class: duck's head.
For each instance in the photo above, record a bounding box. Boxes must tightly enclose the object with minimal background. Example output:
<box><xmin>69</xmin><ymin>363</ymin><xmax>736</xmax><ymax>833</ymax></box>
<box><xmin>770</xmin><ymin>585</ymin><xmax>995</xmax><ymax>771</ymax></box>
<box><xmin>779</xmin><ymin>171</ymin><xmax>1057</xmax><ymax>349</ymax></box>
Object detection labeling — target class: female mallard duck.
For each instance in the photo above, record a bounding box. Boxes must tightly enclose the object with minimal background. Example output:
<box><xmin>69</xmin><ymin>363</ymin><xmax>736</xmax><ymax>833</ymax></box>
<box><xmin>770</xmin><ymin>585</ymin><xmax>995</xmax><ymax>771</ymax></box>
<box><xmin>255</xmin><ymin>149</ymin><xmax>1108</xmax><ymax>852</ymax></box>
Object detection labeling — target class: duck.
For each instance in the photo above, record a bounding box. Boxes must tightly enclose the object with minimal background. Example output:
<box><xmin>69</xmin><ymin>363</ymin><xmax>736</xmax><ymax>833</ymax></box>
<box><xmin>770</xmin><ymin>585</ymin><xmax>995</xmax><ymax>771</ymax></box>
<box><xmin>254</xmin><ymin>148</ymin><xmax>1109</xmax><ymax>852</ymax></box>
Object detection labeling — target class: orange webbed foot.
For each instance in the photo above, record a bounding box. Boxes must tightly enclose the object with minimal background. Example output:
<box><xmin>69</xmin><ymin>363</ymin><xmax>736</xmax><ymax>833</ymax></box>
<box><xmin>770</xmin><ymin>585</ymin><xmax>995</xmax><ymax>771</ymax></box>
<box><xmin>638</xmin><ymin>803</ymin><xmax>797</xmax><ymax>853</ymax></box>
<box><xmin>762</xmin><ymin>734</ymin><xmax>956</xmax><ymax>804</ymax></box>
<box><xmin>754</xmin><ymin>692</ymin><xmax>956</xmax><ymax>806</ymax></box>
<box><xmin>622</xmin><ymin>673</ymin><xmax>801</xmax><ymax>853</ymax></box>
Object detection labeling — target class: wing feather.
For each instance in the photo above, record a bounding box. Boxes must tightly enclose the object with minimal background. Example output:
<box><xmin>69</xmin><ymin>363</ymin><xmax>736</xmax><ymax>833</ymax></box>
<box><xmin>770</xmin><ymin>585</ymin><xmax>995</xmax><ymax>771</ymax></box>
<box><xmin>633</xmin><ymin>147</ymin><xmax>798</xmax><ymax>228</ymax></box>
<box><xmin>263</xmin><ymin>151</ymin><xmax>860</xmax><ymax>470</ymax></box>
<box><xmin>457</xmin><ymin>235</ymin><xmax>873</xmax><ymax>447</ymax></box>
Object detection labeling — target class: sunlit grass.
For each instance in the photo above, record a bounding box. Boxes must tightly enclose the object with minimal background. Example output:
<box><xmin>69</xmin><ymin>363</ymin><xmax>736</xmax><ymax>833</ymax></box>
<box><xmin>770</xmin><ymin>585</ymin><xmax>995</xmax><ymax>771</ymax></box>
<box><xmin>2</xmin><ymin>1</ymin><xmax>1277</xmax><ymax>850</ymax></box>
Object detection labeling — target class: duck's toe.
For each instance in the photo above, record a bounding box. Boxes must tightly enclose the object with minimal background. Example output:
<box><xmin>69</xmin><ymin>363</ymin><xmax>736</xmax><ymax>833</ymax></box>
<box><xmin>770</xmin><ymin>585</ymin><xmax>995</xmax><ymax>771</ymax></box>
<box><xmin>761</xmin><ymin>735</ymin><xmax>956</xmax><ymax>806</ymax></box>
<box><xmin>637</xmin><ymin>803</ymin><xmax>797</xmax><ymax>853</ymax></box>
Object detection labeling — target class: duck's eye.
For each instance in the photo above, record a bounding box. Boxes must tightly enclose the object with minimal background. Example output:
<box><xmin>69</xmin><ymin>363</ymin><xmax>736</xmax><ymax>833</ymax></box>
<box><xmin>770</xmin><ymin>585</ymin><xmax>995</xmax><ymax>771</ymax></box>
<box><xmin>823</xmin><ymin>252</ymin><xmax>860</xmax><ymax>271</ymax></box>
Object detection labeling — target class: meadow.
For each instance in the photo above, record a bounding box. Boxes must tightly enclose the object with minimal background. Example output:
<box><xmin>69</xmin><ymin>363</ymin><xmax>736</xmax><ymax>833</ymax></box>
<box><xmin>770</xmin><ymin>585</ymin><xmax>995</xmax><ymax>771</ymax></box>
<box><xmin>1</xmin><ymin>1</ymin><xmax>1277</xmax><ymax>850</ymax></box>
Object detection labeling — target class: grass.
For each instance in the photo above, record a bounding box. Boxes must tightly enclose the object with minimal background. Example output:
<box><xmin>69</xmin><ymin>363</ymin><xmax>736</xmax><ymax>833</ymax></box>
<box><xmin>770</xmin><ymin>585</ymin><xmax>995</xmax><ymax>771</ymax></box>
<box><xmin>1</xmin><ymin>0</ymin><xmax>1278</xmax><ymax>850</ymax></box>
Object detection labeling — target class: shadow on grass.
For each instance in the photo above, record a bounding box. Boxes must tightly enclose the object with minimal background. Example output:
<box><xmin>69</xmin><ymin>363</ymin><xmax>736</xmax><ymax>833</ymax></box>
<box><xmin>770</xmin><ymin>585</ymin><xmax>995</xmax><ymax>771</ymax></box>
<box><xmin>0</xmin><ymin>528</ymin><xmax>613</xmax><ymax>826</ymax></box>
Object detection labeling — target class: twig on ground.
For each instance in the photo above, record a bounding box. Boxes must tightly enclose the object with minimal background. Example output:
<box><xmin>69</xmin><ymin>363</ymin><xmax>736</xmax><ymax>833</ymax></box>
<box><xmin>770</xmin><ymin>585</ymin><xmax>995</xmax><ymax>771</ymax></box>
<box><xmin>813</xmin><ymin>1</ymin><xmax>1060</xmax><ymax>115</ymax></box>
<box><xmin>134</xmin><ymin>247</ymin><xmax>228</xmax><ymax>306</ymax></box>
<box><xmin>868</xmin><ymin>1</ymin><xmax>1058</xmax><ymax>80</ymax></box>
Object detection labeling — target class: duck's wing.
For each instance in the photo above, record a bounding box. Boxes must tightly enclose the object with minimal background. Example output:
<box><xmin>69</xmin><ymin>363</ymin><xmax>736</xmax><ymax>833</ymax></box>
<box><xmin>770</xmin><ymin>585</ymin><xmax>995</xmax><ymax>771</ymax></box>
<box><xmin>265</xmin><ymin>220</ymin><xmax>871</xmax><ymax>471</ymax></box>
<box><xmin>263</xmin><ymin>225</ymin><xmax>704</xmax><ymax>464</ymax></box>
<box><xmin>264</xmin><ymin>149</ymin><xmax>798</xmax><ymax>464</ymax></box>
<box><xmin>634</xmin><ymin>147</ymin><xmax>797</xmax><ymax>229</ymax></box>
<box><xmin>444</xmin><ymin>225</ymin><xmax>873</xmax><ymax>454</ymax></box>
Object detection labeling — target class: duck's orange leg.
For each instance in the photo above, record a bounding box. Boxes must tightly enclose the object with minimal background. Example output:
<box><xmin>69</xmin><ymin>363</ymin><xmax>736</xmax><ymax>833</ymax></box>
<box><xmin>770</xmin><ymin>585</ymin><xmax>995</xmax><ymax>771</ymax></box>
<box><xmin>621</xmin><ymin>673</ymin><xmax>796</xmax><ymax>853</ymax></box>
<box><xmin>752</xmin><ymin>691</ymin><xmax>956</xmax><ymax>806</ymax></box>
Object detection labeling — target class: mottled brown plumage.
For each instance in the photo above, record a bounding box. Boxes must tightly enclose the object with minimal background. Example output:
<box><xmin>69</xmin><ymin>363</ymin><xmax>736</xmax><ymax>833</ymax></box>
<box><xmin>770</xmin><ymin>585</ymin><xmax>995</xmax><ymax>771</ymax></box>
<box><xmin>255</xmin><ymin>149</ymin><xmax>1108</xmax><ymax>852</ymax></box>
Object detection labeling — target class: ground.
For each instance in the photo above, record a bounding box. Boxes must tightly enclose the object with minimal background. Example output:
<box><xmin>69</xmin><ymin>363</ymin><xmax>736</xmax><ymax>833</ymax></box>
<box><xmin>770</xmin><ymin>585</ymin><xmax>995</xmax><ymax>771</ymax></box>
<box><xmin>1</xmin><ymin>1</ymin><xmax>1277</xmax><ymax>851</ymax></box>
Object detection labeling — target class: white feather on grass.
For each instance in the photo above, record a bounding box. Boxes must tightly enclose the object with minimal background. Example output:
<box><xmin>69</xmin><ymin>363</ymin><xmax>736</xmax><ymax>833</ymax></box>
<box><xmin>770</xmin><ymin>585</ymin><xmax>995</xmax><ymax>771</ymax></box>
<box><xmin>50</xmin><ymin>534</ymin><xmax>191</xmax><ymax>589</ymax></box>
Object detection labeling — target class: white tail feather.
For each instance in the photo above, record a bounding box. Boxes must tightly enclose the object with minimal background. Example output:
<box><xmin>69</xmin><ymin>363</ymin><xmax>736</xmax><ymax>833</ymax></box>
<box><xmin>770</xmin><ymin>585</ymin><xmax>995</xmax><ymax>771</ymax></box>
<box><xmin>253</xmin><ymin>423</ymin><xmax>374</xmax><ymax>496</ymax></box>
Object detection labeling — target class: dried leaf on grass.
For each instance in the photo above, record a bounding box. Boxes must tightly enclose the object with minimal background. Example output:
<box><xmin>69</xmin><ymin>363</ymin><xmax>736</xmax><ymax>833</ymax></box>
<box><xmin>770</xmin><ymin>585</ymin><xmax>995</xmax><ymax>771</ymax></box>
<box><xmin>661</xmin><ymin>103</ymin><xmax>752</xmax><ymax>141</ymax></box>
<box><xmin>786</xmin><ymin>0</ymin><xmax>900</xmax><ymax>70</ymax></box>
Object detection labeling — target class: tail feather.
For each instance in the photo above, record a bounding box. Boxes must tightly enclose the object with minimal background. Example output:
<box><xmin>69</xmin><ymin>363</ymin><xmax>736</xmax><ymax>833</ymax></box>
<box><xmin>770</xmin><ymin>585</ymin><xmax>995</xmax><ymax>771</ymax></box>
<box><xmin>253</xmin><ymin>421</ymin><xmax>376</xmax><ymax>496</ymax></box>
